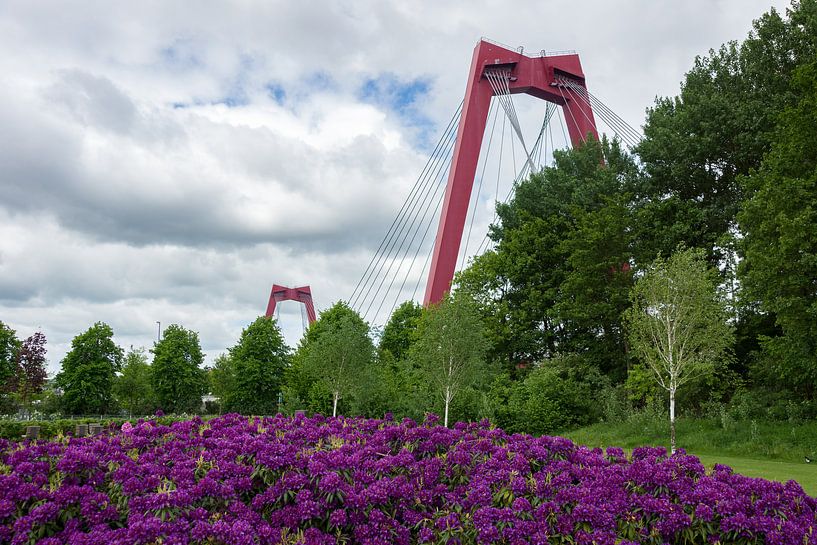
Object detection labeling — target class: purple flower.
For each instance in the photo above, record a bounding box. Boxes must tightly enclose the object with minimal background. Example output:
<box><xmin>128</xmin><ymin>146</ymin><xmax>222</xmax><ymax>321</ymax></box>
<box><xmin>0</xmin><ymin>413</ymin><xmax>812</xmax><ymax>544</ymax></box>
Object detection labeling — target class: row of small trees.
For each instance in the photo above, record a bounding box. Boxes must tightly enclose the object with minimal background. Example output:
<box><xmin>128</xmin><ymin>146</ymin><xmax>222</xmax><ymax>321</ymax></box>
<box><xmin>207</xmin><ymin>292</ymin><xmax>488</xmax><ymax>428</ymax></box>
<box><xmin>2</xmin><ymin>246</ymin><xmax>728</xmax><ymax>453</ymax></box>
<box><xmin>52</xmin><ymin>322</ymin><xmax>208</xmax><ymax>415</ymax></box>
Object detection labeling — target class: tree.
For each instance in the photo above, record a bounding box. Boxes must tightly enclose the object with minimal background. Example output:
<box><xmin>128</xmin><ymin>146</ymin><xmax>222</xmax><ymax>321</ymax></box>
<box><xmin>16</xmin><ymin>331</ymin><xmax>48</xmax><ymax>408</ymax></box>
<box><xmin>624</xmin><ymin>248</ymin><xmax>733</xmax><ymax>453</ymax></box>
<box><xmin>738</xmin><ymin>60</ymin><xmax>817</xmax><ymax>398</ymax></box>
<box><xmin>555</xmin><ymin>193</ymin><xmax>634</xmax><ymax>380</ymax></box>
<box><xmin>225</xmin><ymin>316</ymin><xmax>289</xmax><ymax>415</ymax></box>
<box><xmin>301</xmin><ymin>302</ymin><xmax>374</xmax><ymax>417</ymax></box>
<box><xmin>207</xmin><ymin>354</ymin><xmax>236</xmax><ymax>412</ymax></box>
<box><xmin>114</xmin><ymin>348</ymin><xmax>155</xmax><ymax>416</ymax></box>
<box><xmin>0</xmin><ymin>322</ymin><xmax>20</xmax><ymax>395</ymax></box>
<box><xmin>411</xmin><ymin>291</ymin><xmax>489</xmax><ymax>427</ymax></box>
<box><xmin>56</xmin><ymin>322</ymin><xmax>124</xmax><ymax>415</ymax></box>
<box><xmin>151</xmin><ymin>324</ymin><xmax>207</xmax><ymax>413</ymax></box>
<box><xmin>633</xmin><ymin>2</ymin><xmax>817</xmax><ymax>268</ymax></box>
<box><xmin>456</xmin><ymin>138</ymin><xmax>636</xmax><ymax>376</ymax></box>
<box><xmin>632</xmin><ymin>1</ymin><xmax>817</xmax><ymax>384</ymax></box>
<box><xmin>379</xmin><ymin>301</ymin><xmax>423</xmax><ymax>362</ymax></box>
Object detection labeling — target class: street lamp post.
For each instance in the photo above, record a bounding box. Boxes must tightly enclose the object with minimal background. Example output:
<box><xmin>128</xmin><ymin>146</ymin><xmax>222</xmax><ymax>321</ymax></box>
<box><xmin>156</xmin><ymin>321</ymin><xmax>161</xmax><ymax>342</ymax></box>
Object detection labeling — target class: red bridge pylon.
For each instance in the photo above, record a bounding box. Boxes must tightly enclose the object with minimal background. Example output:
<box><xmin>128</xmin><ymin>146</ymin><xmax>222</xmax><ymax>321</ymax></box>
<box><xmin>424</xmin><ymin>39</ymin><xmax>599</xmax><ymax>306</ymax></box>
<box><xmin>265</xmin><ymin>284</ymin><xmax>317</xmax><ymax>324</ymax></box>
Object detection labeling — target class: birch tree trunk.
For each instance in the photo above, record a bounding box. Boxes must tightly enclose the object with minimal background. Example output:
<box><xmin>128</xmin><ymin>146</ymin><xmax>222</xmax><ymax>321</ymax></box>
<box><xmin>333</xmin><ymin>391</ymin><xmax>339</xmax><ymax>418</ymax></box>
<box><xmin>669</xmin><ymin>386</ymin><xmax>676</xmax><ymax>454</ymax></box>
<box><xmin>444</xmin><ymin>385</ymin><xmax>450</xmax><ymax>427</ymax></box>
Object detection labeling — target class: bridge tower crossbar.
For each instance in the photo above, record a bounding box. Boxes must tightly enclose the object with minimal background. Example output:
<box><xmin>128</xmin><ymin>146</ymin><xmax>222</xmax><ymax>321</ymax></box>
<box><xmin>265</xmin><ymin>284</ymin><xmax>317</xmax><ymax>324</ymax></box>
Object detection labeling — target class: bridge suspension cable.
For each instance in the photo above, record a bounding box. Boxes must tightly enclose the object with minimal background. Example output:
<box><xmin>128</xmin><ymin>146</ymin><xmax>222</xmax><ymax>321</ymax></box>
<box><xmin>348</xmin><ymin>102</ymin><xmax>462</xmax><ymax>310</ymax></box>
<box><xmin>485</xmin><ymin>69</ymin><xmax>536</xmax><ymax>172</ymax></box>
<box><xmin>557</xmin><ymin>78</ymin><xmax>643</xmax><ymax>148</ymax></box>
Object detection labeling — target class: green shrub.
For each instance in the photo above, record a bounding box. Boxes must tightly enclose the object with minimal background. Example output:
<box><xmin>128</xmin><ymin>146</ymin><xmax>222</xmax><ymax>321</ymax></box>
<box><xmin>499</xmin><ymin>355</ymin><xmax>608</xmax><ymax>435</ymax></box>
<box><xmin>0</xmin><ymin>415</ymin><xmax>214</xmax><ymax>441</ymax></box>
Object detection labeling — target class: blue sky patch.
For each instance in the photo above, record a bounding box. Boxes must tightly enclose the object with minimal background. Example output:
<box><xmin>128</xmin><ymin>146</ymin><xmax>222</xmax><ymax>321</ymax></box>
<box><xmin>302</xmin><ymin>71</ymin><xmax>336</xmax><ymax>92</ymax></box>
<box><xmin>159</xmin><ymin>38</ymin><xmax>203</xmax><ymax>70</ymax></box>
<box><xmin>265</xmin><ymin>82</ymin><xmax>286</xmax><ymax>104</ymax></box>
<box><xmin>358</xmin><ymin>73</ymin><xmax>436</xmax><ymax>149</ymax></box>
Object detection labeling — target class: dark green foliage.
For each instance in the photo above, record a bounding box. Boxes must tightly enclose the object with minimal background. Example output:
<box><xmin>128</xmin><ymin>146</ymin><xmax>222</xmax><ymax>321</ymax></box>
<box><xmin>633</xmin><ymin>1</ymin><xmax>817</xmax><ymax>268</ymax></box>
<box><xmin>56</xmin><ymin>323</ymin><xmax>124</xmax><ymax>415</ymax></box>
<box><xmin>225</xmin><ymin>316</ymin><xmax>289</xmax><ymax>415</ymax></box>
<box><xmin>456</xmin><ymin>138</ymin><xmax>636</xmax><ymax>378</ymax></box>
<box><xmin>492</xmin><ymin>356</ymin><xmax>608</xmax><ymax>435</ymax></box>
<box><xmin>114</xmin><ymin>348</ymin><xmax>155</xmax><ymax>416</ymax></box>
<box><xmin>739</xmin><ymin>60</ymin><xmax>817</xmax><ymax>399</ymax></box>
<box><xmin>150</xmin><ymin>324</ymin><xmax>207</xmax><ymax>414</ymax></box>
<box><xmin>0</xmin><ymin>322</ymin><xmax>20</xmax><ymax>397</ymax></box>
<box><xmin>379</xmin><ymin>301</ymin><xmax>422</xmax><ymax>363</ymax></box>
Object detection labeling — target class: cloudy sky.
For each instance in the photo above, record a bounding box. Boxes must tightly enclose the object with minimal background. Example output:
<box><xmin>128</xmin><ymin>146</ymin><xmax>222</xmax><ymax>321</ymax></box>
<box><xmin>0</xmin><ymin>0</ymin><xmax>788</xmax><ymax>372</ymax></box>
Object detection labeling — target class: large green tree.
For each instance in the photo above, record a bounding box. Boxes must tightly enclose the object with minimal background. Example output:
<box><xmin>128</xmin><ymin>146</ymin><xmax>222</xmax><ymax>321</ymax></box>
<box><xmin>738</xmin><ymin>60</ymin><xmax>817</xmax><ymax>398</ymax></box>
<box><xmin>56</xmin><ymin>322</ymin><xmax>124</xmax><ymax>415</ymax></box>
<box><xmin>379</xmin><ymin>300</ymin><xmax>423</xmax><ymax>363</ymax></box>
<box><xmin>225</xmin><ymin>316</ymin><xmax>289</xmax><ymax>415</ymax></box>
<box><xmin>114</xmin><ymin>348</ymin><xmax>155</xmax><ymax>416</ymax></box>
<box><xmin>457</xmin><ymin>138</ymin><xmax>636</xmax><ymax>376</ymax></box>
<box><xmin>0</xmin><ymin>322</ymin><xmax>20</xmax><ymax>395</ymax></box>
<box><xmin>634</xmin><ymin>1</ymin><xmax>817</xmax><ymax>268</ymax></box>
<box><xmin>624</xmin><ymin>248</ymin><xmax>733</xmax><ymax>453</ymax></box>
<box><xmin>151</xmin><ymin>324</ymin><xmax>207</xmax><ymax>413</ymax></box>
<box><xmin>410</xmin><ymin>291</ymin><xmax>489</xmax><ymax>427</ymax></box>
<box><xmin>299</xmin><ymin>302</ymin><xmax>374</xmax><ymax>417</ymax></box>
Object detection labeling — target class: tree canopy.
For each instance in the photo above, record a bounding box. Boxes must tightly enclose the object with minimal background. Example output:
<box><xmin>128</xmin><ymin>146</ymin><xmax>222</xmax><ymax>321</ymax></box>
<box><xmin>114</xmin><ymin>348</ymin><xmax>155</xmax><ymax>416</ymax></box>
<box><xmin>299</xmin><ymin>302</ymin><xmax>374</xmax><ymax>417</ymax></box>
<box><xmin>225</xmin><ymin>316</ymin><xmax>289</xmax><ymax>415</ymax></box>
<box><xmin>410</xmin><ymin>291</ymin><xmax>489</xmax><ymax>427</ymax></box>
<box><xmin>56</xmin><ymin>322</ymin><xmax>123</xmax><ymax>415</ymax></box>
<box><xmin>151</xmin><ymin>324</ymin><xmax>207</xmax><ymax>414</ymax></box>
<box><xmin>739</xmin><ymin>59</ymin><xmax>817</xmax><ymax>398</ymax></box>
<box><xmin>456</xmin><ymin>138</ymin><xmax>636</xmax><ymax>378</ymax></box>
<box><xmin>379</xmin><ymin>300</ymin><xmax>423</xmax><ymax>363</ymax></box>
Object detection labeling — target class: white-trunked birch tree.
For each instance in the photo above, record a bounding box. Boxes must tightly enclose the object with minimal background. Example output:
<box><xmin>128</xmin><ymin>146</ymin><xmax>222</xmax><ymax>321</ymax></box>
<box><xmin>624</xmin><ymin>248</ymin><xmax>733</xmax><ymax>453</ymax></box>
<box><xmin>412</xmin><ymin>291</ymin><xmax>488</xmax><ymax>427</ymax></box>
<box><xmin>304</xmin><ymin>309</ymin><xmax>374</xmax><ymax>417</ymax></box>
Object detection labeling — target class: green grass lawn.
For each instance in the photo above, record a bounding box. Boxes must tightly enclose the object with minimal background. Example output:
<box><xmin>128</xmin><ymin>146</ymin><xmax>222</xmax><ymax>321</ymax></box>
<box><xmin>694</xmin><ymin>453</ymin><xmax>817</xmax><ymax>496</ymax></box>
<box><xmin>564</xmin><ymin>416</ymin><xmax>817</xmax><ymax>496</ymax></box>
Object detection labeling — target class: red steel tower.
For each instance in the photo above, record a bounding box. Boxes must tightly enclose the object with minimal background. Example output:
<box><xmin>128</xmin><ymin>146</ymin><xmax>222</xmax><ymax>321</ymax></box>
<box><xmin>424</xmin><ymin>39</ymin><xmax>599</xmax><ymax>306</ymax></box>
<box><xmin>265</xmin><ymin>284</ymin><xmax>317</xmax><ymax>324</ymax></box>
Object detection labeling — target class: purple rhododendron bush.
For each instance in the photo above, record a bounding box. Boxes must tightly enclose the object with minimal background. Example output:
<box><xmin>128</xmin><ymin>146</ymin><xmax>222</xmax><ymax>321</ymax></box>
<box><xmin>0</xmin><ymin>414</ymin><xmax>814</xmax><ymax>545</ymax></box>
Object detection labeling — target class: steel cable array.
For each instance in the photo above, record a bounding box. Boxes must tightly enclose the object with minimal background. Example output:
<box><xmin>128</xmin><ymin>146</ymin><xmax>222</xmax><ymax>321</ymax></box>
<box><xmin>350</xmin><ymin>74</ymin><xmax>642</xmax><ymax>326</ymax></box>
<box><xmin>348</xmin><ymin>102</ymin><xmax>463</xmax><ymax>311</ymax></box>
<box><xmin>557</xmin><ymin>78</ymin><xmax>643</xmax><ymax>148</ymax></box>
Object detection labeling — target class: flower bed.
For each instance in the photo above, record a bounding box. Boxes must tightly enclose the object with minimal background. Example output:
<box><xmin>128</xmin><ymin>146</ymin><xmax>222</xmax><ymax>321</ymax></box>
<box><xmin>0</xmin><ymin>413</ymin><xmax>814</xmax><ymax>544</ymax></box>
